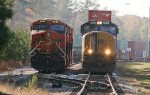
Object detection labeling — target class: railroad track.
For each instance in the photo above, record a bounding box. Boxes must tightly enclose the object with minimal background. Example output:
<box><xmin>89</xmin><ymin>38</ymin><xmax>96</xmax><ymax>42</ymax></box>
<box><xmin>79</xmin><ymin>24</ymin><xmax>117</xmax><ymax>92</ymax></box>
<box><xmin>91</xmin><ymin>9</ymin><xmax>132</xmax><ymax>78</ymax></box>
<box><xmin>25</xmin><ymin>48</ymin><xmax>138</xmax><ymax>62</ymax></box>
<box><xmin>38</xmin><ymin>73</ymin><xmax>123</xmax><ymax>95</ymax></box>
<box><xmin>0</xmin><ymin>67</ymin><xmax>124</xmax><ymax>95</ymax></box>
<box><xmin>0</xmin><ymin>66</ymin><xmax>135</xmax><ymax>95</ymax></box>
<box><xmin>76</xmin><ymin>73</ymin><xmax>120</xmax><ymax>95</ymax></box>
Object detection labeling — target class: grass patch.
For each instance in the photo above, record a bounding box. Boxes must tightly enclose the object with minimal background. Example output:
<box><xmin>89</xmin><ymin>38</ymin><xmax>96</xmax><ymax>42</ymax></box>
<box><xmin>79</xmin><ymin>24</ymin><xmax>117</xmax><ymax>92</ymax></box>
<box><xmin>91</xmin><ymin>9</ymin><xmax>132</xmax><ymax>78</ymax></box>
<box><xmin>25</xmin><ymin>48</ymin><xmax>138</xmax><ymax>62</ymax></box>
<box><xmin>116</xmin><ymin>62</ymin><xmax>150</xmax><ymax>90</ymax></box>
<box><xmin>126</xmin><ymin>62</ymin><xmax>150</xmax><ymax>70</ymax></box>
<box><xmin>0</xmin><ymin>83</ymin><xmax>72</xmax><ymax>95</ymax></box>
<box><xmin>0</xmin><ymin>83</ymin><xmax>50</xmax><ymax>95</ymax></box>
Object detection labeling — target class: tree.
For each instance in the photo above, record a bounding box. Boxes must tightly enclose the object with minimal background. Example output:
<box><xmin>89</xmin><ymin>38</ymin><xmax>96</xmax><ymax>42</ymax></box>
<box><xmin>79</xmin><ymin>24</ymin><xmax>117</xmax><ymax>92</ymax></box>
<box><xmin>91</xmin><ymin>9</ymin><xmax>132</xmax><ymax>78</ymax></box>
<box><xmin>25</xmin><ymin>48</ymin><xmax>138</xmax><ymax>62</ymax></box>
<box><xmin>53</xmin><ymin>0</ymin><xmax>74</xmax><ymax>25</ymax></box>
<box><xmin>72</xmin><ymin>0</ymin><xmax>100</xmax><ymax>35</ymax></box>
<box><xmin>0</xmin><ymin>0</ymin><xmax>13</xmax><ymax>49</ymax></box>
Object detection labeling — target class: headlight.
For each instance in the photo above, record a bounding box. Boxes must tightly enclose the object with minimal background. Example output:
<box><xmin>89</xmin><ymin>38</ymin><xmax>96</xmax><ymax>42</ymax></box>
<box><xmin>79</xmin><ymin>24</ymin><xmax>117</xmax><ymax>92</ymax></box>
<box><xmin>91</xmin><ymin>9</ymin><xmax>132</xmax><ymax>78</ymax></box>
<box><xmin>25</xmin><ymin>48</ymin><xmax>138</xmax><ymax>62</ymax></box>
<box><xmin>105</xmin><ymin>49</ymin><xmax>111</xmax><ymax>55</ymax></box>
<box><xmin>96</xmin><ymin>21</ymin><xmax>102</xmax><ymax>25</ymax></box>
<box><xmin>88</xmin><ymin>49</ymin><xmax>93</xmax><ymax>54</ymax></box>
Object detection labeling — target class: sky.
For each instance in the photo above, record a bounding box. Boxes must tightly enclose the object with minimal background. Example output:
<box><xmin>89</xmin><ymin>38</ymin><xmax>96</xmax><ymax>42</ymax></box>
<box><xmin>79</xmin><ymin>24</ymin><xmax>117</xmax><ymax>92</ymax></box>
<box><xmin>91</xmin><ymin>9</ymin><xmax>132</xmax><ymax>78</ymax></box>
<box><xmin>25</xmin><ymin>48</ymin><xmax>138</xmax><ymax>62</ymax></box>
<box><xmin>91</xmin><ymin>0</ymin><xmax>150</xmax><ymax>17</ymax></box>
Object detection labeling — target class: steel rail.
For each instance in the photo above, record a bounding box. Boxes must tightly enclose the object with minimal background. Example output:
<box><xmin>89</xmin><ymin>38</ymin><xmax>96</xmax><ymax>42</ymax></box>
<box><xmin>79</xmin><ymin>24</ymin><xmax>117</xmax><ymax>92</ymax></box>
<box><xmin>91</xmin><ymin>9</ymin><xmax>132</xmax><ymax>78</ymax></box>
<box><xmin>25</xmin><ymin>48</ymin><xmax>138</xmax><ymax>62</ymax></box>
<box><xmin>38</xmin><ymin>73</ymin><xmax>120</xmax><ymax>95</ymax></box>
<box><xmin>107</xmin><ymin>74</ymin><xmax>118</xmax><ymax>95</ymax></box>
<box><xmin>38</xmin><ymin>74</ymin><xmax>84</xmax><ymax>85</ymax></box>
<box><xmin>77</xmin><ymin>72</ymin><xmax>90</xmax><ymax>95</ymax></box>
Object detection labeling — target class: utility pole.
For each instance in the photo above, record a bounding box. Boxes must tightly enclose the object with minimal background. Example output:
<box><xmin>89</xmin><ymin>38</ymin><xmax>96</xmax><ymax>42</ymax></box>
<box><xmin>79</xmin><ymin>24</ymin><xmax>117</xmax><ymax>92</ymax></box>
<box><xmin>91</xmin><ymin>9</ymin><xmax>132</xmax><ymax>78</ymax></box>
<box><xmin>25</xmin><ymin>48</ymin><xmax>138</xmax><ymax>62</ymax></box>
<box><xmin>125</xmin><ymin>3</ymin><xmax>130</xmax><ymax>15</ymax></box>
<box><xmin>148</xmin><ymin>7</ymin><xmax>150</xmax><ymax>57</ymax></box>
<box><xmin>124</xmin><ymin>3</ymin><xmax>130</xmax><ymax>40</ymax></box>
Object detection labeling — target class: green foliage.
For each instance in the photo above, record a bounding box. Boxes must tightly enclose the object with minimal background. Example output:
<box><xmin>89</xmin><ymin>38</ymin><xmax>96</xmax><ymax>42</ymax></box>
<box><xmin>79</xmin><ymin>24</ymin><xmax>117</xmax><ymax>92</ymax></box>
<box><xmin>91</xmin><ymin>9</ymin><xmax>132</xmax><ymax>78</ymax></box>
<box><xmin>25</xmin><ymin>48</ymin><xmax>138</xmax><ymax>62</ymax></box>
<box><xmin>0</xmin><ymin>27</ymin><xmax>11</xmax><ymax>49</ymax></box>
<box><xmin>0</xmin><ymin>29</ymin><xmax>30</xmax><ymax>62</ymax></box>
<box><xmin>0</xmin><ymin>0</ymin><xmax>13</xmax><ymax>49</ymax></box>
<box><xmin>0</xmin><ymin>0</ymin><xmax>13</xmax><ymax>23</ymax></box>
<box><xmin>26</xmin><ymin>74</ymin><xmax>38</xmax><ymax>89</ymax></box>
<box><xmin>11</xmin><ymin>0</ymin><xmax>100</xmax><ymax>29</ymax></box>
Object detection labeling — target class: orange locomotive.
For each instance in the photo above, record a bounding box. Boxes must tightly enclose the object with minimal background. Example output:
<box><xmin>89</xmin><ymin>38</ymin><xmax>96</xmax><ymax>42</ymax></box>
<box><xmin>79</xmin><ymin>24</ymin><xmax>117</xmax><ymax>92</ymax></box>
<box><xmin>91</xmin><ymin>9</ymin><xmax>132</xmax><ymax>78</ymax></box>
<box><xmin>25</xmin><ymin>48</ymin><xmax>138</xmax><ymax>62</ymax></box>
<box><xmin>81</xmin><ymin>10</ymin><xmax>119</xmax><ymax>74</ymax></box>
<box><xmin>81</xmin><ymin>21</ymin><xmax>119</xmax><ymax>74</ymax></box>
<box><xmin>30</xmin><ymin>19</ymin><xmax>73</xmax><ymax>72</ymax></box>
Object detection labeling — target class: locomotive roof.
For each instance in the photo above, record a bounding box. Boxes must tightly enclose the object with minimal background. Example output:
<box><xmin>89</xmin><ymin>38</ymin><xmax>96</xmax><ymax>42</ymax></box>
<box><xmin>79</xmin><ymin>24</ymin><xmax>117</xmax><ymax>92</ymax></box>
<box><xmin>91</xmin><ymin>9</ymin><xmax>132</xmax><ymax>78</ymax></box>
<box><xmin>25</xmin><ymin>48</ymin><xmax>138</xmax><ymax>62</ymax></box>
<box><xmin>81</xmin><ymin>21</ymin><xmax>119</xmax><ymax>36</ymax></box>
<box><xmin>31</xmin><ymin>19</ymin><xmax>72</xmax><ymax>28</ymax></box>
<box><xmin>81</xmin><ymin>21</ymin><xmax>118</xmax><ymax>27</ymax></box>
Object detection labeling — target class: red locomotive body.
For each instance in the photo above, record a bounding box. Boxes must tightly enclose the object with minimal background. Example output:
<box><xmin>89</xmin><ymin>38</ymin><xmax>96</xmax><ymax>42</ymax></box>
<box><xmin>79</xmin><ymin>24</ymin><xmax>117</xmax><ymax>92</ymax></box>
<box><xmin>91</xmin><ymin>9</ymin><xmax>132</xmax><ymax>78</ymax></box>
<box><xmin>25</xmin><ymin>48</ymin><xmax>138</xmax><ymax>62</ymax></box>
<box><xmin>30</xmin><ymin>19</ymin><xmax>73</xmax><ymax>72</ymax></box>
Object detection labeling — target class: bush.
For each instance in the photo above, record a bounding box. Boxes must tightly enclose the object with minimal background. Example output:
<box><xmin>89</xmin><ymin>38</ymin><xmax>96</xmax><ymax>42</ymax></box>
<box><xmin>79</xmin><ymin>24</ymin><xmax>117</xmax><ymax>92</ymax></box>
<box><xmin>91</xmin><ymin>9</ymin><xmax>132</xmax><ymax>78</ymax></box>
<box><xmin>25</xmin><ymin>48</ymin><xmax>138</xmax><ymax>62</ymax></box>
<box><xmin>0</xmin><ymin>29</ymin><xmax>31</xmax><ymax>65</ymax></box>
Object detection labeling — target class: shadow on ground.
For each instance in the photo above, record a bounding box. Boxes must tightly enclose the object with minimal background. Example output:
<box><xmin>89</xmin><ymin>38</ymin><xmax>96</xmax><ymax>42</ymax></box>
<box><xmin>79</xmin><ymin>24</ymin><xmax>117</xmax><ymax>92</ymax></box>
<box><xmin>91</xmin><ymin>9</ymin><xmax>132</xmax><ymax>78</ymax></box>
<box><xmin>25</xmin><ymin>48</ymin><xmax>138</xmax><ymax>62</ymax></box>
<box><xmin>0</xmin><ymin>92</ymin><xmax>11</xmax><ymax>95</ymax></box>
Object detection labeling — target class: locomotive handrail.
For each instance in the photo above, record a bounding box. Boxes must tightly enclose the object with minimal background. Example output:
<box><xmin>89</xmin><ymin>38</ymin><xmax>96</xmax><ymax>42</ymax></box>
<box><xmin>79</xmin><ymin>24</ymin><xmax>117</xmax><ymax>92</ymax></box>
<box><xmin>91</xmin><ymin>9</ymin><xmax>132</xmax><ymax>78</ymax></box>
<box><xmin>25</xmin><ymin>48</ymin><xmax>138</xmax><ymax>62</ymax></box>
<box><xmin>55</xmin><ymin>41</ymin><xmax>66</xmax><ymax>57</ymax></box>
<box><xmin>30</xmin><ymin>40</ymin><xmax>66</xmax><ymax>57</ymax></box>
<box><xmin>30</xmin><ymin>41</ymin><xmax>42</xmax><ymax>54</ymax></box>
<box><xmin>82</xmin><ymin>45</ymin><xmax>88</xmax><ymax>55</ymax></box>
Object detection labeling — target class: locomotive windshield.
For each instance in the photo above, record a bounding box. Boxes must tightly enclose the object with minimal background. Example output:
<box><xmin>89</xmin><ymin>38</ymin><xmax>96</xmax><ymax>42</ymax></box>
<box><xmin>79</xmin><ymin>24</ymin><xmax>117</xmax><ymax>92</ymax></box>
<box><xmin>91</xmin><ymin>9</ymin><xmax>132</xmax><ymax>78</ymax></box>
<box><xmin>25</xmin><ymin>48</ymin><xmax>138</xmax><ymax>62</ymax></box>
<box><xmin>33</xmin><ymin>24</ymin><xmax>49</xmax><ymax>30</ymax></box>
<box><xmin>32</xmin><ymin>24</ymin><xmax>65</xmax><ymax>34</ymax></box>
<box><xmin>94</xmin><ymin>26</ymin><xmax>116</xmax><ymax>35</ymax></box>
<box><xmin>81</xmin><ymin>21</ymin><xmax>119</xmax><ymax>35</ymax></box>
<box><xmin>50</xmin><ymin>25</ymin><xmax>65</xmax><ymax>32</ymax></box>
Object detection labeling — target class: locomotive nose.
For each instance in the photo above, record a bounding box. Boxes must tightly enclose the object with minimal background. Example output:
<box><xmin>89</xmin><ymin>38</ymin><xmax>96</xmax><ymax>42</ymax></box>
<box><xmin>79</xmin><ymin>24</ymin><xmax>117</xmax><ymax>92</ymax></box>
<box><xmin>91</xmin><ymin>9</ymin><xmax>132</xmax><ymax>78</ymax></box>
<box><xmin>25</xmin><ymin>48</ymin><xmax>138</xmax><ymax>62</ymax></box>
<box><xmin>32</xmin><ymin>31</ymin><xmax>51</xmax><ymax>41</ymax></box>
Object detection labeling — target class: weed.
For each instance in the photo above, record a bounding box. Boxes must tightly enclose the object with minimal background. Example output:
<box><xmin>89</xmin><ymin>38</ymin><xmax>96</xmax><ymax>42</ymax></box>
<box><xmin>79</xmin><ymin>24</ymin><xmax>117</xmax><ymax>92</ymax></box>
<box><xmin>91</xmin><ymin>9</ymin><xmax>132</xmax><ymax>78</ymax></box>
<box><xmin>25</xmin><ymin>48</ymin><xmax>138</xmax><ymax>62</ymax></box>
<box><xmin>26</xmin><ymin>74</ymin><xmax>38</xmax><ymax>89</ymax></box>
